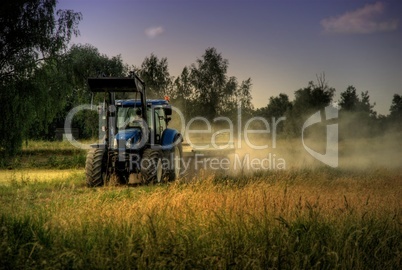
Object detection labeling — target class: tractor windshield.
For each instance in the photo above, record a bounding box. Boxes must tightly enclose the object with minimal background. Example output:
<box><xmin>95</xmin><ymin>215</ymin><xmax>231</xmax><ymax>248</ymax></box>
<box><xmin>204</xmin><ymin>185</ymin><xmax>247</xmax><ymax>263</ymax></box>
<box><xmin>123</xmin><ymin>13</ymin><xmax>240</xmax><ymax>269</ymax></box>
<box><xmin>116</xmin><ymin>107</ymin><xmax>151</xmax><ymax>130</ymax></box>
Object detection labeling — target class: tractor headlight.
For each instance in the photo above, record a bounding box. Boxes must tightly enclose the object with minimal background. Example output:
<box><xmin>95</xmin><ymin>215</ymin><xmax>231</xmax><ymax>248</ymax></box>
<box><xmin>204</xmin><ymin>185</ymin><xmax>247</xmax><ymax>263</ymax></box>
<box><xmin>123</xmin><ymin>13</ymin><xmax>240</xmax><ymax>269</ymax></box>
<box><xmin>126</xmin><ymin>138</ymin><xmax>132</xmax><ymax>149</ymax></box>
<box><xmin>113</xmin><ymin>138</ymin><xmax>118</xmax><ymax>149</ymax></box>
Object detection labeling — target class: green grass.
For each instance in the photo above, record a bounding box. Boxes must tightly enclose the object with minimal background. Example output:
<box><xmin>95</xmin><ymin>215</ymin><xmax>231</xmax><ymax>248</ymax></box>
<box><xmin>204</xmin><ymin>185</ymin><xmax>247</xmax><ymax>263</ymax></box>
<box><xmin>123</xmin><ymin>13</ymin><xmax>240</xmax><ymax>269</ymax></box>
<box><xmin>1</xmin><ymin>140</ymin><xmax>86</xmax><ymax>169</ymax></box>
<box><xmin>0</xmin><ymin>168</ymin><xmax>401</xmax><ymax>269</ymax></box>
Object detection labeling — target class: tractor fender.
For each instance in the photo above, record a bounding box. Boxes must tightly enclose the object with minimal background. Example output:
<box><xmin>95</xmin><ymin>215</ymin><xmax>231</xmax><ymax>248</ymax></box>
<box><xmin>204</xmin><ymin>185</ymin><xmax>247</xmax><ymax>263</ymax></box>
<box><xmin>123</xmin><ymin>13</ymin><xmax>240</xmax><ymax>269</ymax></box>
<box><xmin>161</xmin><ymin>128</ymin><xmax>182</xmax><ymax>151</ymax></box>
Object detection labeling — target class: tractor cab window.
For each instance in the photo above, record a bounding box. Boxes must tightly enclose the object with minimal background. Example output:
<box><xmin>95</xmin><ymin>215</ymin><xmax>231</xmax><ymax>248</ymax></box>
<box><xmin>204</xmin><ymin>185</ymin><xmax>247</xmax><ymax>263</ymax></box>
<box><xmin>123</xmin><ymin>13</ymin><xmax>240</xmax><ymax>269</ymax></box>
<box><xmin>116</xmin><ymin>106</ymin><xmax>167</xmax><ymax>143</ymax></box>
<box><xmin>117</xmin><ymin>107</ymin><xmax>145</xmax><ymax>130</ymax></box>
<box><xmin>154</xmin><ymin>107</ymin><xmax>166</xmax><ymax>131</ymax></box>
<box><xmin>152</xmin><ymin>107</ymin><xmax>167</xmax><ymax>143</ymax></box>
<box><xmin>116</xmin><ymin>107</ymin><xmax>129</xmax><ymax>129</ymax></box>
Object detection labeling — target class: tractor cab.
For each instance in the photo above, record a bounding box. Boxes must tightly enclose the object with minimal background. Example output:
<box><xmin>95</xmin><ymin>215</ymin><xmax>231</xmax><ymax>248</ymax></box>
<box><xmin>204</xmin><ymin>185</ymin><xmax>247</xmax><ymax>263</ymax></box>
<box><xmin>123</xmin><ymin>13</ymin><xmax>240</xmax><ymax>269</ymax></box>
<box><xmin>115</xmin><ymin>99</ymin><xmax>172</xmax><ymax>146</ymax></box>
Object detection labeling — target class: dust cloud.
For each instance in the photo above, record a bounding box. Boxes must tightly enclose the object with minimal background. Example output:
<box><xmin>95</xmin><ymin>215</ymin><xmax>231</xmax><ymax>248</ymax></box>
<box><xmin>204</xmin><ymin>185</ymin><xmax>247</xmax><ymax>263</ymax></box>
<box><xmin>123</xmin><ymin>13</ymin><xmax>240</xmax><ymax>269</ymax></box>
<box><xmin>170</xmin><ymin>110</ymin><xmax>402</xmax><ymax>175</ymax></box>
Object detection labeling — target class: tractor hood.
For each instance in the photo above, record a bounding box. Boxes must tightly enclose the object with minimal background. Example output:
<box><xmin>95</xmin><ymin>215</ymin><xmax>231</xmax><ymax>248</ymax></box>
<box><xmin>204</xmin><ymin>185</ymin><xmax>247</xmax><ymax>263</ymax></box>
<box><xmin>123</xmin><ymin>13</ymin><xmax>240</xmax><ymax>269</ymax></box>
<box><xmin>115</xmin><ymin>129</ymin><xmax>142</xmax><ymax>141</ymax></box>
<box><xmin>113</xmin><ymin>128</ymin><xmax>142</xmax><ymax>152</ymax></box>
<box><xmin>114</xmin><ymin>129</ymin><xmax>143</xmax><ymax>150</ymax></box>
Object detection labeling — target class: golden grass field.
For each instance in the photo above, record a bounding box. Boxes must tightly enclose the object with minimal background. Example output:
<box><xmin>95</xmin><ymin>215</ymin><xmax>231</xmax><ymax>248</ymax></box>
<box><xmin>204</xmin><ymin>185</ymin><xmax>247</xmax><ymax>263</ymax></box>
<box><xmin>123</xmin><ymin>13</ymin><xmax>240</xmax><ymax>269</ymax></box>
<box><xmin>0</xmin><ymin>139</ymin><xmax>401</xmax><ymax>269</ymax></box>
<box><xmin>1</xmin><ymin>167</ymin><xmax>401</xmax><ymax>269</ymax></box>
<box><xmin>0</xmin><ymin>169</ymin><xmax>82</xmax><ymax>184</ymax></box>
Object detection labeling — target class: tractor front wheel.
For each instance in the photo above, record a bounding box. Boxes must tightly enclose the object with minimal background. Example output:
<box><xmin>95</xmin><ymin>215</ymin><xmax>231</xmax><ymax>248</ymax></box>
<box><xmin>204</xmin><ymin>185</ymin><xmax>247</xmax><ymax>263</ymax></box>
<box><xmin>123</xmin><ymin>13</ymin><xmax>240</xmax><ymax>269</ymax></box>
<box><xmin>85</xmin><ymin>148</ymin><xmax>107</xmax><ymax>187</ymax></box>
<box><xmin>141</xmin><ymin>148</ymin><xmax>163</xmax><ymax>184</ymax></box>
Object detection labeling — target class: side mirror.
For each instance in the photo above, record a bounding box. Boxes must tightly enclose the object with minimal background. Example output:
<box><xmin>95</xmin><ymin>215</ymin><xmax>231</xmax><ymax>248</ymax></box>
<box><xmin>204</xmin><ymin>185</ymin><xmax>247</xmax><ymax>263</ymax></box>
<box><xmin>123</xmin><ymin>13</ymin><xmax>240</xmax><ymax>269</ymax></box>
<box><xmin>164</xmin><ymin>106</ymin><xmax>172</xmax><ymax>116</ymax></box>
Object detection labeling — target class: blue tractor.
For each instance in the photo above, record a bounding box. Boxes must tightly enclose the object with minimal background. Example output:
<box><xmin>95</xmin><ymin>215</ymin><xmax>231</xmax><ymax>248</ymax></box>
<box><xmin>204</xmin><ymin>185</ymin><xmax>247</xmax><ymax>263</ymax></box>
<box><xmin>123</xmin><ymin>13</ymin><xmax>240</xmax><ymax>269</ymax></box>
<box><xmin>85</xmin><ymin>74</ymin><xmax>183</xmax><ymax>186</ymax></box>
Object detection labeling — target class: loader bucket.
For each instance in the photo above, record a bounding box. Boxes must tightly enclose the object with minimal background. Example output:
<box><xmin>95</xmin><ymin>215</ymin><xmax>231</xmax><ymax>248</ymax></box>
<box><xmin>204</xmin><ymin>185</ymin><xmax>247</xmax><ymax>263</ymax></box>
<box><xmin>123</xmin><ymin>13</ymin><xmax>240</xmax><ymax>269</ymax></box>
<box><xmin>88</xmin><ymin>77</ymin><xmax>144</xmax><ymax>93</ymax></box>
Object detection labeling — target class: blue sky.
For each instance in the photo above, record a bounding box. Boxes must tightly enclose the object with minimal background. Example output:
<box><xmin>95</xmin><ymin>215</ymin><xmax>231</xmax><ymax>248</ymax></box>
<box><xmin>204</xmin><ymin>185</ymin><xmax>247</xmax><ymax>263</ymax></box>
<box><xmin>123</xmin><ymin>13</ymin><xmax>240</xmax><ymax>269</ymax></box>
<box><xmin>58</xmin><ymin>0</ymin><xmax>402</xmax><ymax>115</ymax></box>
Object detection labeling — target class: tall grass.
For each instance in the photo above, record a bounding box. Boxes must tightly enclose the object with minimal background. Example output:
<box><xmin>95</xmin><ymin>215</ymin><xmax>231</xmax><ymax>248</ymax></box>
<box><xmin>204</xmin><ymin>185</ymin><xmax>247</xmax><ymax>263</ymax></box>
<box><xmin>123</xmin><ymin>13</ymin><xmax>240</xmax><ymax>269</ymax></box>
<box><xmin>0</xmin><ymin>168</ymin><xmax>401</xmax><ymax>269</ymax></box>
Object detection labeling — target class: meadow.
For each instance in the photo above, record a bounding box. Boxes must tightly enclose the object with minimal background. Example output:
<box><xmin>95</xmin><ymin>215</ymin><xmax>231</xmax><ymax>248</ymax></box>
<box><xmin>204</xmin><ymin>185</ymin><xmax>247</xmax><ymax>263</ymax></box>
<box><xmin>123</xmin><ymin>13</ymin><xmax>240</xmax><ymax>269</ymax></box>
<box><xmin>0</xmin><ymin>140</ymin><xmax>401</xmax><ymax>269</ymax></box>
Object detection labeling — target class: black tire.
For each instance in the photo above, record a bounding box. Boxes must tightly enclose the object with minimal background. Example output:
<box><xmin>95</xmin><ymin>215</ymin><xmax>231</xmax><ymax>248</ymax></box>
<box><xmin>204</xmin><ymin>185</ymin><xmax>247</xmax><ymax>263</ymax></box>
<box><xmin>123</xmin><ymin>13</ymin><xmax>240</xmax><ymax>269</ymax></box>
<box><xmin>168</xmin><ymin>142</ymin><xmax>183</xmax><ymax>181</ymax></box>
<box><xmin>141</xmin><ymin>148</ymin><xmax>163</xmax><ymax>184</ymax></box>
<box><xmin>85</xmin><ymin>148</ymin><xmax>107</xmax><ymax>187</ymax></box>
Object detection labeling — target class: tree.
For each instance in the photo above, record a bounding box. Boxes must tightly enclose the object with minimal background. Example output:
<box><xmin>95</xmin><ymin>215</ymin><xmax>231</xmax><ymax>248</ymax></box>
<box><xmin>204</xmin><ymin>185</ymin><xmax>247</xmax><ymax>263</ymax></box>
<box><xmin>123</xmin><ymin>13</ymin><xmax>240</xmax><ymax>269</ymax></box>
<box><xmin>187</xmin><ymin>47</ymin><xmax>252</xmax><ymax>120</ymax></box>
<box><xmin>339</xmin><ymin>86</ymin><xmax>359</xmax><ymax>111</ymax></box>
<box><xmin>389</xmin><ymin>94</ymin><xmax>402</xmax><ymax>119</ymax></box>
<box><xmin>339</xmin><ymin>86</ymin><xmax>376</xmax><ymax>116</ymax></box>
<box><xmin>256</xmin><ymin>93</ymin><xmax>292</xmax><ymax>120</ymax></box>
<box><xmin>293</xmin><ymin>82</ymin><xmax>335</xmax><ymax>112</ymax></box>
<box><xmin>64</xmin><ymin>44</ymin><xmax>127</xmax><ymax>105</ymax></box>
<box><xmin>338</xmin><ymin>86</ymin><xmax>378</xmax><ymax>138</ymax></box>
<box><xmin>189</xmin><ymin>47</ymin><xmax>228</xmax><ymax>119</ymax></box>
<box><xmin>62</xmin><ymin>44</ymin><xmax>127</xmax><ymax>139</ymax></box>
<box><xmin>134</xmin><ymin>49</ymin><xmax>253</xmax><ymax>124</ymax></box>
<box><xmin>28</xmin><ymin>44</ymin><xmax>128</xmax><ymax>140</ymax></box>
<box><xmin>284</xmin><ymin>75</ymin><xmax>335</xmax><ymax>137</ymax></box>
<box><xmin>0</xmin><ymin>0</ymin><xmax>81</xmax><ymax>155</ymax></box>
<box><xmin>173</xmin><ymin>66</ymin><xmax>196</xmax><ymax>117</ymax></box>
<box><xmin>388</xmin><ymin>94</ymin><xmax>402</xmax><ymax>131</ymax></box>
<box><xmin>0</xmin><ymin>0</ymin><xmax>81</xmax><ymax>82</ymax></box>
<box><xmin>357</xmin><ymin>91</ymin><xmax>376</xmax><ymax>117</ymax></box>
<box><xmin>236</xmin><ymin>78</ymin><xmax>253</xmax><ymax>111</ymax></box>
<box><xmin>138</xmin><ymin>53</ymin><xmax>171</xmax><ymax>99</ymax></box>
<box><xmin>27</xmin><ymin>56</ymin><xmax>74</xmax><ymax>139</ymax></box>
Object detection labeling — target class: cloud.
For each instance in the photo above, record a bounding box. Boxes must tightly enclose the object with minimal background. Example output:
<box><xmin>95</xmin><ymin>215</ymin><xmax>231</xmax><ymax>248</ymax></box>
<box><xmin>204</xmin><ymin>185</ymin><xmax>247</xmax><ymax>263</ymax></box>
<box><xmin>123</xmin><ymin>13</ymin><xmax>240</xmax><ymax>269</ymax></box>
<box><xmin>145</xmin><ymin>26</ymin><xmax>164</xmax><ymax>38</ymax></box>
<box><xmin>321</xmin><ymin>2</ymin><xmax>398</xmax><ymax>34</ymax></box>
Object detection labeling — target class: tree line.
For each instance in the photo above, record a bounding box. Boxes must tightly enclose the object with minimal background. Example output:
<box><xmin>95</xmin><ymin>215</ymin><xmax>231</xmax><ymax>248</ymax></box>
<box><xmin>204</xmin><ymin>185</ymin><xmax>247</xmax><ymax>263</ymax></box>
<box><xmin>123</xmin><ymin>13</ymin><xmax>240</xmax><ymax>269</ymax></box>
<box><xmin>1</xmin><ymin>0</ymin><xmax>401</xmax><ymax>157</ymax></box>
<box><xmin>256</xmin><ymin>78</ymin><xmax>402</xmax><ymax>139</ymax></box>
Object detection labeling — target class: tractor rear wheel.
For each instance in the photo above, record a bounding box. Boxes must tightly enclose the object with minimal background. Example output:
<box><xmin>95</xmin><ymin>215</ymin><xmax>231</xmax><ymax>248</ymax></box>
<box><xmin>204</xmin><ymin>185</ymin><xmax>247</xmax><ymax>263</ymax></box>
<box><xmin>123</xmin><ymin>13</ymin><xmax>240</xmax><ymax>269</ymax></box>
<box><xmin>168</xmin><ymin>142</ymin><xmax>183</xmax><ymax>181</ymax></box>
<box><xmin>141</xmin><ymin>148</ymin><xmax>163</xmax><ymax>184</ymax></box>
<box><xmin>85</xmin><ymin>148</ymin><xmax>107</xmax><ymax>187</ymax></box>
